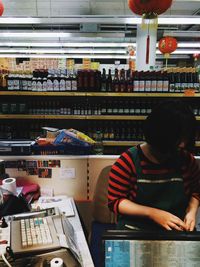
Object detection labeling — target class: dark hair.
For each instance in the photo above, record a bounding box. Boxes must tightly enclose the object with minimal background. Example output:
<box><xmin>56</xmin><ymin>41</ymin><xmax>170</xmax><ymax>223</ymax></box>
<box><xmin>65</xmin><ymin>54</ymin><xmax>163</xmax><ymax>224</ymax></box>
<box><xmin>143</xmin><ymin>100</ymin><xmax>197</xmax><ymax>153</ymax></box>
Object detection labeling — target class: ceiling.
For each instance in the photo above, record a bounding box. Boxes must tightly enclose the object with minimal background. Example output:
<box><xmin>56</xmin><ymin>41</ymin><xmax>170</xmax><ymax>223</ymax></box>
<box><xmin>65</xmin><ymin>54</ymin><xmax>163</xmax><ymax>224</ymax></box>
<box><xmin>0</xmin><ymin>0</ymin><xmax>200</xmax><ymax>63</ymax></box>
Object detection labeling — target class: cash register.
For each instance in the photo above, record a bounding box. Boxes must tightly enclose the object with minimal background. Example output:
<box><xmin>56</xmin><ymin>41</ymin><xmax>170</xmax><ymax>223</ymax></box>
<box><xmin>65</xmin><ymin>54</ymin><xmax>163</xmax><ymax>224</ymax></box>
<box><xmin>0</xmin><ymin>210</ymin><xmax>82</xmax><ymax>267</ymax></box>
<box><xmin>0</xmin><ymin>140</ymin><xmax>34</xmax><ymax>155</ymax></box>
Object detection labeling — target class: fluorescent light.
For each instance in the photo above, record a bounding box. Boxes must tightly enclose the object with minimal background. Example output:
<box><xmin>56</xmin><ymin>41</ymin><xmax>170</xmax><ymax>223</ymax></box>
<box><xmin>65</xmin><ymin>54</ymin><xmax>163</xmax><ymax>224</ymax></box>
<box><xmin>158</xmin><ymin>17</ymin><xmax>200</xmax><ymax>25</ymax></box>
<box><xmin>0</xmin><ymin>54</ymin><xmax>136</xmax><ymax>59</ymax></box>
<box><xmin>0</xmin><ymin>32</ymin><xmax>72</xmax><ymax>38</ymax></box>
<box><xmin>0</xmin><ymin>42</ymin><xmax>136</xmax><ymax>48</ymax></box>
<box><xmin>0</xmin><ymin>31</ymin><xmax>124</xmax><ymax>38</ymax></box>
<box><xmin>0</xmin><ymin>53</ymin><xmax>189</xmax><ymax>59</ymax></box>
<box><xmin>178</xmin><ymin>42</ymin><xmax>200</xmax><ymax>48</ymax></box>
<box><xmin>156</xmin><ymin>49</ymin><xmax>200</xmax><ymax>54</ymax></box>
<box><xmin>0</xmin><ymin>16</ymin><xmax>199</xmax><ymax>25</ymax></box>
<box><xmin>164</xmin><ymin>31</ymin><xmax>200</xmax><ymax>38</ymax></box>
<box><xmin>0</xmin><ymin>48</ymin><xmax>127</xmax><ymax>54</ymax></box>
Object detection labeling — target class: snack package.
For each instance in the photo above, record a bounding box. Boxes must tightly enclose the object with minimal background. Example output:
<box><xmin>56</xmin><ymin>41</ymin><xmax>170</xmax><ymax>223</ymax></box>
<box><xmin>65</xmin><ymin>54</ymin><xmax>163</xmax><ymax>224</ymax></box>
<box><xmin>53</xmin><ymin>129</ymin><xmax>94</xmax><ymax>147</ymax></box>
<box><xmin>68</xmin><ymin>128</ymin><xmax>95</xmax><ymax>144</ymax></box>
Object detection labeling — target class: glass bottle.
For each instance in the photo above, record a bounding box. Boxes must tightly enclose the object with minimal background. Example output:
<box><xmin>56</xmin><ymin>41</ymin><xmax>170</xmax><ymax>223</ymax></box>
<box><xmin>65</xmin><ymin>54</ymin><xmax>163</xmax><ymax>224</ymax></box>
<box><xmin>106</xmin><ymin>69</ymin><xmax>112</xmax><ymax>92</ymax></box>
<box><xmin>113</xmin><ymin>68</ymin><xmax>120</xmax><ymax>92</ymax></box>
<box><xmin>101</xmin><ymin>68</ymin><xmax>107</xmax><ymax>92</ymax></box>
<box><xmin>93</xmin><ymin>130</ymin><xmax>104</xmax><ymax>155</ymax></box>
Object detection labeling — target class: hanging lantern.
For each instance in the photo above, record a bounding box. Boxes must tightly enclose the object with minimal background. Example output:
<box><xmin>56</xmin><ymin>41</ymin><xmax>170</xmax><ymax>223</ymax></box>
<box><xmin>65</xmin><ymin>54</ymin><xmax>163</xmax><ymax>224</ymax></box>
<box><xmin>0</xmin><ymin>1</ymin><xmax>4</xmax><ymax>16</ymax></box>
<box><xmin>158</xmin><ymin>36</ymin><xmax>177</xmax><ymax>59</ymax></box>
<box><xmin>128</xmin><ymin>0</ymin><xmax>173</xmax><ymax>65</ymax></box>
<box><xmin>193</xmin><ymin>53</ymin><xmax>200</xmax><ymax>61</ymax></box>
<box><xmin>127</xmin><ymin>45</ymin><xmax>135</xmax><ymax>56</ymax></box>
<box><xmin>128</xmin><ymin>0</ymin><xmax>173</xmax><ymax>19</ymax></box>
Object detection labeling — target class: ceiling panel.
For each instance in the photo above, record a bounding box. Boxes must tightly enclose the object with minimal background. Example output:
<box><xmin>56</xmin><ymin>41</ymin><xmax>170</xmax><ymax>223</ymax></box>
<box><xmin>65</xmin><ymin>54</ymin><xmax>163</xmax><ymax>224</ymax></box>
<box><xmin>2</xmin><ymin>0</ymin><xmax>200</xmax><ymax>16</ymax></box>
<box><xmin>0</xmin><ymin>0</ymin><xmax>200</xmax><ymax>62</ymax></box>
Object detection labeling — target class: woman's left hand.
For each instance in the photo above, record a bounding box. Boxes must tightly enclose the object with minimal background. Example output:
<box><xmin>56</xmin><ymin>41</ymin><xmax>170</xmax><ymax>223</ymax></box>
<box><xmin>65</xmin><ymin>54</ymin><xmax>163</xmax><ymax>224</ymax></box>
<box><xmin>184</xmin><ymin>210</ymin><xmax>196</xmax><ymax>231</ymax></box>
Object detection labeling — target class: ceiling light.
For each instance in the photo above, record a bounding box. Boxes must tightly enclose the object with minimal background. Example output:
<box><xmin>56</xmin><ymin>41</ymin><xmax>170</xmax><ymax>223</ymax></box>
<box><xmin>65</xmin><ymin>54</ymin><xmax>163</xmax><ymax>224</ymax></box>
<box><xmin>0</xmin><ymin>54</ymin><xmax>136</xmax><ymax>59</ymax></box>
<box><xmin>0</xmin><ymin>48</ymin><xmax>127</xmax><ymax>54</ymax></box>
<box><xmin>156</xmin><ymin>49</ymin><xmax>200</xmax><ymax>54</ymax></box>
<box><xmin>0</xmin><ymin>16</ymin><xmax>199</xmax><ymax>25</ymax></box>
<box><xmin>0</xmin><ymin>31</ymin><xmax>125</xmax><ymax>38</ymax></box>
<box><xmin>164</xmin><ymin>31</ymin><xmax>200</xmax><ymax>38</ymax></box>
<box><xmin>0</xmin><ymin>42</ymin><xmax>136</xmax><ymax>48</ymax></box>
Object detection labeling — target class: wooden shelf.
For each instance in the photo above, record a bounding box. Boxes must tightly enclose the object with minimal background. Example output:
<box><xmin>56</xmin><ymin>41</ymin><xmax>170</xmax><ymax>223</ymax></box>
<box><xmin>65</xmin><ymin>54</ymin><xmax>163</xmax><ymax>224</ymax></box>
<box><xmin>103</xmin><ymin>141</ymin><xmax>143</xmax><ymax>146</ymax></box>
<box><xmin>0</xmin><ymin>114</ymin><xmax>147</xmax><ymax>120</ymax></box>
<box><xmin>1</xmin><ymin>114</ymin><xmax>200</xmax><ymax>121</ymax></box>
<box><xmin>0</xmin><ymin>91</ymin><xmax>200</xmax><ymax>97</ymax></box>
<box><xmin>103</xmin><ymin>141</ymin><xmax>200</xmax><ymax>147</ymax></box>
<box><xmin>0</xmin><ymin>91</ymin><xmax>86</xmax><ymax>96</ymax></box>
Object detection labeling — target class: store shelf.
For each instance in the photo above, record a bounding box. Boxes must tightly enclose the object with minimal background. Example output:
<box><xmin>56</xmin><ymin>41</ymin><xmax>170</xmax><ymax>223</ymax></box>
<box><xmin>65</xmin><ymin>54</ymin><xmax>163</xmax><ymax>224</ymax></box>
<box><xmin>0</xmin><ymin>91</ymin><xmax>200</xmax><ymax>97</ymax></box>
<box><xmin>103</xmin><ymin>141</ymin><xmax>143</xmax><ymax>146</ymax></box>
<box><xmin>0</xmin><ymin>114</ymin><xmax>147</xmax><ymax>120</ymax></box>
<box><xmin>103</xmin><ymin>141</ymin><xmax>200</xmax><ymax>147</ymax></box>
<box><xmin>0</xmin><ymin>91</ymin><xmax>86</xmax><ymax>96</ymax></box>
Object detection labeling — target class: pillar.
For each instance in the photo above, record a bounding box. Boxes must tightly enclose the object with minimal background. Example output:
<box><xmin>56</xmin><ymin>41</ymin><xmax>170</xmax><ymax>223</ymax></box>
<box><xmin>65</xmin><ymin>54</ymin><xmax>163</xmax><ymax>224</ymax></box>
<box><xmin>136</xmin><ymin>23</ymin><xmax>157</xmax><ymax>71</ymax></box>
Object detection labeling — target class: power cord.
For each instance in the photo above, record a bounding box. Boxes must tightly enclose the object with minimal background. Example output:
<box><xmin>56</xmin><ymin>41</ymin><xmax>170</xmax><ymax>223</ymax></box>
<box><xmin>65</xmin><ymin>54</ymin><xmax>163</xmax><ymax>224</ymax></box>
<box><xmin>1</xmin><ymin>253</ymin><xmax>12</xmax><ymax>267</ymax></box>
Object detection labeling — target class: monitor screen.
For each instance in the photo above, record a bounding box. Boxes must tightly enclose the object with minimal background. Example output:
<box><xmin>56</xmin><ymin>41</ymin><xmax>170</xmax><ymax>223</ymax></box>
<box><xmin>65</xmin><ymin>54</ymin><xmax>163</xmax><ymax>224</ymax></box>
<box><xmin>102</xmin><ymin>230</ymin><xmax>200</xmax><ymax>267</ymax></box>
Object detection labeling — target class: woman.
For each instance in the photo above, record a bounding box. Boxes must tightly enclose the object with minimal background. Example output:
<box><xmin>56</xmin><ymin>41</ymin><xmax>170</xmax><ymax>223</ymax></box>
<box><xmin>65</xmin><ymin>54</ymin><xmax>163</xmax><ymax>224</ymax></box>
<box><xmin>108</xmin><ymin>100</ymin><xmax>200</xmax><ymax>231</ymax></box>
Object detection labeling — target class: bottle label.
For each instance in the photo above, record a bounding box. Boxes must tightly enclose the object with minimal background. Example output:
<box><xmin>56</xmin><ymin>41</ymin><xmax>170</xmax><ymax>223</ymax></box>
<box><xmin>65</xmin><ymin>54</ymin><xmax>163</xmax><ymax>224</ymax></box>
<box><xmin>157</xmin><ymin>81</ymin><xmax>163</xmax><ymax>92</ymax></box>
<box><xmin>32</xmin><ymin>81</ymin><xmax>37</xmax><ymax>91</ymax></box>
<box><xmin>47</xmin><ymin>79</ymin><xmax>53</xmax><ymax>91</ymax></box>
<box><xmin>134</xmin><ymin>81</ymin><xmax>139</xmax><ymax>91</ymax></box>
<box><xmin>8</xmin><ymin>80</ymin><xmax>14</xmax><ymax>90</ymax></box>
<box><xmin>101</xmin><ymin>82</ymin><xmax>106</xmax><ymax>92</ymax></box>
<box><xmin>151</xmin><ymin>81</ymin><xmax>157</xmax><ymax>92</ymax></box>
<box><xmin>163</xmin><ymin>81</ymin><xmax>169</xmax><ymax>92</ymax></box>
<box><xmin>139</xmin><ymin>81</ymin><xmax>145</xmax><ymax>92</ymax></box>
<box><xmin>14</xmin><ymin>79</ymin><xmax>20</xmax><ymax>90</ymax></box>
<box><xmin>145</xmin><ymin>81</ymin><xmax>151</xmax><ymax>92</ymax></box>
<box><xmin>66</xmin><ymin>80</ymin><xmax>71</xmax><ymax>91</ymax></box>
<box><xmin>22</xmin><ymin>80</ymin><xmax>28</xmax><ymax>91</ymax></box>
<box><xmin>53</xmin><ymin>79</ymin><xmax>60</xmax><ymax>91</ymax></box>
<box><xmin>36</xmin><ymin>81</ymin><xmax>42</xmax><ymax>92</ymax></box>
<box><xmin>60</xmin><ymin>79</ymin><xmax>66</xmax><ymax>91</ymax></box>
<box><xmin>71</xmin><ymin>80</ymin><xmax>77</xmax><ymax>91</ymax></box>
<box><xmin>43</xmin><ymin>81</ymin><xmax>47</xmax><ymax>91</ymax></box>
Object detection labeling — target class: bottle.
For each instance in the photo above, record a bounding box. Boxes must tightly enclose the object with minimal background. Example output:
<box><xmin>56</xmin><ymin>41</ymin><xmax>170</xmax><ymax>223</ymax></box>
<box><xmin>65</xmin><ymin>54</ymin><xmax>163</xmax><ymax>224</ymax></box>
<box><xmin>113</xmin><ymin>68</ymin><xmax>120</xmax><ymax>92</ymax></box>
<box><xmin>101</xmin><ymin>68</ymin><xmax>107</xmax><ymax>92</ymax></box>
<box><xmin>59</xmin><ymin>69</ymin><xmax>66</xmax><ymax>91</ymax></box>
<box><xmin>71</xmin><ymin>69</ymin><xmax>78</xmax><ymax>91</ymax></box>
<box><xmin>126</xmin><ymin>69</ymin><xmax>133</xmax><ymax>92</ymax></box>
<box><xmin>89</xmin><ymin>70</ymin><xmax>95</xmax><ymax>92</ymax></box>
<box><xmin>120</xmin><ymin>69</ymin><xmax>126</xmax><ymax>92</ymax></box>
<box><xmin>106</xmin><ymin>69</ymin><xmax>112</xmax><ymax>92</ymax></box>
<box><xmin>93</xmin><ymin>130</ymin><xmax>104</xmax><ymax>155</ymax></box>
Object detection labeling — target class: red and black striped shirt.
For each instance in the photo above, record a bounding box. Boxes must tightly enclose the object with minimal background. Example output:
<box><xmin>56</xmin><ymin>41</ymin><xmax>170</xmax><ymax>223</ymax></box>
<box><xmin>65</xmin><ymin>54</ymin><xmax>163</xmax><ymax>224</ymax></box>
<box><xmin>108</xmin><ymin>145</ymin><xmax>200</xmax><ymax>214</ymax></box>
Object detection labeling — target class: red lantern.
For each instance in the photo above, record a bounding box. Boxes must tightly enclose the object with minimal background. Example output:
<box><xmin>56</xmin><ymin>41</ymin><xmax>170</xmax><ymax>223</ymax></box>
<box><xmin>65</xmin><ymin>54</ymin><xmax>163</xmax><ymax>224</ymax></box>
<box><xmin>0</xmin><ymin>1</ymin><xmax>4</xmax><ymax>17</ymax></box>
<box><xmin>193</xmin><ymin>53</ymin><xmax>200</xmax><ymax>61</ymax></box>
<box><xmin>158</xmin><ymin>36</ymin><xmax>177</xmax><ymax>58</ymax></box>
<box><xmin>128</xmin><ymin>0</ymin><xmax>172</xmax><ymax>18</ymax></box>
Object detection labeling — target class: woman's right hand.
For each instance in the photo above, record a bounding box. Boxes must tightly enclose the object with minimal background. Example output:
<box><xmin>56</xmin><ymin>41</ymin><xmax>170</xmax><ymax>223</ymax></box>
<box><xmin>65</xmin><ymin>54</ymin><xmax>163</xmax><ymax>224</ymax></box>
<box><xmin>150</xmin><ymin>209</ymin><xmax>187</xmax><ymax>231</ymax></box>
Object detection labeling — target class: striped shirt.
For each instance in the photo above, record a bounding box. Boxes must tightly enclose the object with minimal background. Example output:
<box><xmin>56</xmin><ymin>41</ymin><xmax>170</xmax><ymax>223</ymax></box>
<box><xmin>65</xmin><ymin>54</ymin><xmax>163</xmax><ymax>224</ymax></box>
<box><xmin>108</xmin><ymin>145</ymin><xmax>200</xmax><ymax>214</ymax></box>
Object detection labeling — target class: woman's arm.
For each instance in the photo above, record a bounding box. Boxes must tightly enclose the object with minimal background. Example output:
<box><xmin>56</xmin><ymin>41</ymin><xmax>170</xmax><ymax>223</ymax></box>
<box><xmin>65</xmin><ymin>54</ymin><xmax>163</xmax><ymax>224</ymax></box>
<box><xmin>184</xmin><ymin>196</ymin><xmax>200</xmax><ymax>231</ymax></box>
<box><xmin>118</xmin><ymin>199</ymin><xmax>187</xmax><ymax>231</ymax></box>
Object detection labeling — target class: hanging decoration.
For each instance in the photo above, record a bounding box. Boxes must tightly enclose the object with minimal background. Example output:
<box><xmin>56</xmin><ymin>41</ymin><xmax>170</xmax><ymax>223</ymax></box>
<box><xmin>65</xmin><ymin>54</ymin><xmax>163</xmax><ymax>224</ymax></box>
<box><xmin>128</xmin><ymin>0</ymin><xmax>173</xmax><ymax>19</ymax></box>
<box><xmin>0</xmin><ymin>1</ymin><xmax>4</xmax><ymax>16</ymax></box>
<box><xmin>158</xmin><ymin>36</ymin><xmax>177</xmax><ymax>68</ymax></box>
<box><xmin>158</xmin><ymin>36</ymin><xmax>177</xmax><ymax>58</ymax></box>
<box><xmin>193</xmin><ymin>53</ymin><xmax>200</xmax><ymax>62</ymax></box>
<box><xmin>127</xmin><ymin>46</ymin><xmax>135</xmax><ymax>70</ymax></box>
<box><xmin>128</xmin><ymin>0</ymin><xmax>173</xmax><ymax>65</ymax></box>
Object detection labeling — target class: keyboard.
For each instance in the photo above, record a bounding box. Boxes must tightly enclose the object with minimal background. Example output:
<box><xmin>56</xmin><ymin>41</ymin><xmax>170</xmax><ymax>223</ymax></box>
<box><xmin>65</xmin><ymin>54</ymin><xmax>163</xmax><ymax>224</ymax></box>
<box><xmin>20</xmin><ymin>217</ymin><xmax>52</xmax><ymax>247</ymax></box>
<box><xmin>11</xmin><ymin>216</ymin><xmax>61</xmax><ymax>255</ymax></box>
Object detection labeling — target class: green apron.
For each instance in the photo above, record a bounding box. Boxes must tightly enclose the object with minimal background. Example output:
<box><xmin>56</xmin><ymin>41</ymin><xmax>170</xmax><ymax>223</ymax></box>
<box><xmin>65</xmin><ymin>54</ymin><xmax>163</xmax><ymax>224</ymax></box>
<box><xmin>117</xmin><ymin>147</ymin><xmax>189</xmax><ymax>230</ymax></box>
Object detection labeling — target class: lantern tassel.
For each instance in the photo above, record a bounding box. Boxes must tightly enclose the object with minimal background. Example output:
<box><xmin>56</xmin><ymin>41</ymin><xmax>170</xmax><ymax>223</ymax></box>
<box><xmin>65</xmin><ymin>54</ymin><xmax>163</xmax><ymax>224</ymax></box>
<box><xmin>146</xmin><ymin>34</ymin><xmax>150</xmax><ymax>64</ymax></box>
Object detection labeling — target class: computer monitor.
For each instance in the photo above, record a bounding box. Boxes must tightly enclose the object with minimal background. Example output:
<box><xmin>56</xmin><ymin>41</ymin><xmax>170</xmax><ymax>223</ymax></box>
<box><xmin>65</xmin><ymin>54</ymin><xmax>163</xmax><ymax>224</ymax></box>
<box><xmin>102</xmin><ymin>230</ymin><xmax>200</xmax><ymax>267</ymax></box>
